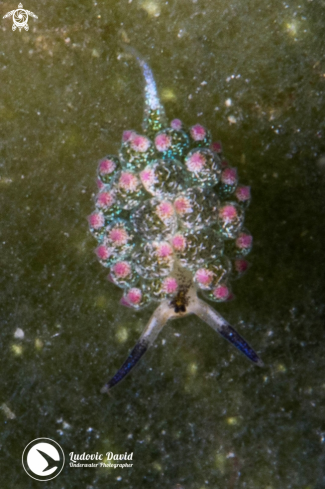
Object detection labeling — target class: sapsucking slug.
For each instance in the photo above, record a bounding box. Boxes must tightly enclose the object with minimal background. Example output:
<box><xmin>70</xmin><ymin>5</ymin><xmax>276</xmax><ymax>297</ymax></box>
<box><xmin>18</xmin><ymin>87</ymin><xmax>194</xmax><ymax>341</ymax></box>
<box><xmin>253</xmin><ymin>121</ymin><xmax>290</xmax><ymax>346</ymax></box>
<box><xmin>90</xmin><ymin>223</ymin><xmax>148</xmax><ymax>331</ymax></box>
<box><xmin>88</xmin><ymin>47</ymin><xmax>263</xmax><ymax>392</ymax></box>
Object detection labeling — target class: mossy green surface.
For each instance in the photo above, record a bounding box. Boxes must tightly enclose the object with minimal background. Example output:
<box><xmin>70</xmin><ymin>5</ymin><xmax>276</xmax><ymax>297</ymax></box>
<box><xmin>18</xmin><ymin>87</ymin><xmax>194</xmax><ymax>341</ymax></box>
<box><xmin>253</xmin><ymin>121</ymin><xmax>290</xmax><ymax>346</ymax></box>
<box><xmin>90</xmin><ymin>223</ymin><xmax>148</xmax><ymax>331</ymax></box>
<box><xmin>1</xmin><ymin>0</ymin><xmax>325</xmax><ymax>487</ymax></box>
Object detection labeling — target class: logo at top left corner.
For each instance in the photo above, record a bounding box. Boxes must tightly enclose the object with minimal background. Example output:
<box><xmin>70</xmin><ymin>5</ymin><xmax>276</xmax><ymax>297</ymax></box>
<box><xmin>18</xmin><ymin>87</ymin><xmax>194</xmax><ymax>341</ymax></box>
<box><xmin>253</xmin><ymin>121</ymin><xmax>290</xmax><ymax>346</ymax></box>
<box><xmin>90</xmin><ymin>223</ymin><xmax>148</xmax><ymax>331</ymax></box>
<box><xmin>22</xmin><ymin>438</ymin><xmax>65</xmax><ymax>481</ymax></box>
<box><xmin>3</xmin><ymin>3</ymin><xmax>38</xmax><ymax>32</ymax></box>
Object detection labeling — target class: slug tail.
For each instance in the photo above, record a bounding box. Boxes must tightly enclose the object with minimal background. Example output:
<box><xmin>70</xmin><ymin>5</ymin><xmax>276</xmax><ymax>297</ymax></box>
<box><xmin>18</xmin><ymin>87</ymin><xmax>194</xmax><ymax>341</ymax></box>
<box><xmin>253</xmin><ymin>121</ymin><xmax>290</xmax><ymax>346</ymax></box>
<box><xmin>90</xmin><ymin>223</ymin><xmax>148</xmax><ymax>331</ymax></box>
<box><xmin>122</xmin><ymin>44</ymin><xmax>167</xmax><ymax>137</ymax></box>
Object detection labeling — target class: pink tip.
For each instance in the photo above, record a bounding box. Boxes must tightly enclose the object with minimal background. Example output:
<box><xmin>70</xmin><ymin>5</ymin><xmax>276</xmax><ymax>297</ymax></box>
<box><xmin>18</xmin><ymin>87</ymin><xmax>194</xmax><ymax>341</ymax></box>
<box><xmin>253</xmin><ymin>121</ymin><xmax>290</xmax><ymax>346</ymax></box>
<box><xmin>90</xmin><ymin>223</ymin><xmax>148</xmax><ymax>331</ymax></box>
<box><xmin>140</xmin><ymin>168</ymin><xmax>155</xmax><ymax>185</ymax></box>
<box><xmin>190</xmin><ymin>124</ymin><xmax>206</xmax><ymax>141</ymax></box>
<box><xmin>107</xmin><ymin>273</ymin><xmax>115</xmax><ymax>283</ymax></box>
<box><xmin>213</xmin><ymin>284</ymin><xmax>230</xmax><ymax>300</ymax></box>
<box><xmin>186</xmin><ymin>152</ymin><xmax>206</xmax><ymax>172</ymax></box>
<box><xmin>174</xmin><ymin>196</ymin><xmax>191</xmax><ymax>215</ymax></box>
<box><xmin>195</xmin><ymin>268</ymin><xmax>214</xmax><ymax>287</ymax></box>
<box><xmin>96</xmin><ymin>191</ymin><xmax>115</xmax><ymax>209</ymax></box>
<box><xmin>130</xmin><ymin>135</ymin><xmax>150</xmax><ymax>153</ymax></box>
<box><xmin>235</xmin><ymin>186</ymin><xmax>251</xmax><ymax>202</ymax></box>
<box><xmin>126</xmin><ymin>288</ymin><xmax>142</xmax><ymax>305</ymax></box>
<box><xmin>99</xmin><ymin>158</ymin><xmax>116</xmax><ymax>175</ymax></box>
<box><xmin>156</xmin><ymin>201</ymin><xmax>174</xmax><ymax>221</ymax></box>
<box><xmin>161</xmin><ymin>277</ymin><xmax>178</xmax><ymax>294</ymax></box>
<box><xmin>155</xmin><ymin>133</ymin><xmax>172</xmax><ymax>152</ymax></box>
<box><xmin>171</xmin><ymin>119</ymin><xmax>183</xmax><ymax>131</ymax></box>
<box><xmin>95</xmin><ymin>245</ymin><xmax>112</xmax><ymax>260</ymax></box>
<box><xmin>118</xmin><ymin>172</ymin><xmax>139</xmax><ymax>192</ymax></box>
<box><xmin>236</xmin><ymin>233</ymin><xmax>252</xmax><ymax>249</ymax></box>
<box><xmin>210</xmin><ymin>141</ymin><xmax>222</xmax><ymax>154</ymax></box>
<box><xmin>156</xmin><ymin>242</ymin><xmax>173</xmax><ymax>259</ymax></box>
<box><xmin>235</xmin><ymin>259</ymin><xmax>249</xmax><ymax>273</ymax></box>
<box><xmin>88</xmin><ymin>212</ymin><xmax>105</xmax><ymax>229</ymax></box>
<box><xmin>120</xmin><ymin>296</ymin><xmax>133</xmax><ymax>308</ymax></box>
<box><xmin>221</xmin><ymin>167</ymin><xmax>237</xmax><ymax>185</ymax></box>
<box><xmin>122</xmin><ymin>130</ymin><xmax>136</xmax><ymax>143</ymax></box>
<box><xmin>171</xmin><ymin>234</ymin><xmax>186</xmax><ymax>252</ymax></box>
<box><xmin>97</xmin><ymin>178</ymin><xmax>105</xmax><ymax>190</ymax></box>
<box><xmin>112</xmin><ymin>261</ymin><xmax>131</xmax><ymax>278</ymax></box>
<box><xmin>108</xmin><ymin>227</ymin><xmax>129</xmax><ymax>246</ymax></box>
<box><xmin>219</xmin><ymin>204</ymin><xmax>238</xmax><ymax>222</ymax></box>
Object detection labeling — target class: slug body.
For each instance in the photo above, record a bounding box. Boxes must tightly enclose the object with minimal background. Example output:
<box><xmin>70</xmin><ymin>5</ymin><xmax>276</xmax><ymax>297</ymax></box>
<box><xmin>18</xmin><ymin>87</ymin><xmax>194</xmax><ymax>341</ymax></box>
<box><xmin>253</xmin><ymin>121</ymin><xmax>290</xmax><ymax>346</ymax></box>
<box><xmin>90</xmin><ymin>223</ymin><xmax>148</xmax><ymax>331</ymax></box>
<box><xmin>89</xmin><ymin>48</ymin><xmax>263</xmax><ymax>392</ymax></box>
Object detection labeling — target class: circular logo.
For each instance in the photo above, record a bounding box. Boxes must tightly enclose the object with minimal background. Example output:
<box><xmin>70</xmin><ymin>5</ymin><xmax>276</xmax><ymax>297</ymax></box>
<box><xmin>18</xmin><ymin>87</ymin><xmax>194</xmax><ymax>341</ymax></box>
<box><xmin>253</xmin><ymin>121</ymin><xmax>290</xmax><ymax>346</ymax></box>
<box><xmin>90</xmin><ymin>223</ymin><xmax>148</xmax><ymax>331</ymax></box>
<box><xmin>13</xmin><ymin>9</ymin><xmax>28</xmax><ymax>29</ymax></box>
<box><xmin>22</xmin><ymin>438</ymin><xmax>65</xmax><ymax>481</ymax></box>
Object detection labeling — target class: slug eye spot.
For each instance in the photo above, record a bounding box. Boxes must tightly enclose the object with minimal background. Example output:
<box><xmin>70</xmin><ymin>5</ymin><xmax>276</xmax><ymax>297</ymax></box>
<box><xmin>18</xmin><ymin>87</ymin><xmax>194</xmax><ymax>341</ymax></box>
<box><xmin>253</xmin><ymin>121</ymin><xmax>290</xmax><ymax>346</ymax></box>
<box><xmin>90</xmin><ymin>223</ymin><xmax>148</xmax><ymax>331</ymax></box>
<box><xmin>170</xmin><ymin>289</ymin><xmax>189</xmax><ymax>314</ymax></box>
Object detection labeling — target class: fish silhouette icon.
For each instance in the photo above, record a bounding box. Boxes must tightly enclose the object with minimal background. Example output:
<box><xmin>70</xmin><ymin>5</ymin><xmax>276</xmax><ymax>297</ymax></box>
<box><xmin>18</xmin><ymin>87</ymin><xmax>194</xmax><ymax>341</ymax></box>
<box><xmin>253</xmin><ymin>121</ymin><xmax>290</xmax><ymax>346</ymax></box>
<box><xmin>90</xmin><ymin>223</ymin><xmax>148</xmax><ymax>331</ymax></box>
<box><xmin>36</xmin><ymin>449</ymin><xmax>61</xmax><ymax>472</ymax></box>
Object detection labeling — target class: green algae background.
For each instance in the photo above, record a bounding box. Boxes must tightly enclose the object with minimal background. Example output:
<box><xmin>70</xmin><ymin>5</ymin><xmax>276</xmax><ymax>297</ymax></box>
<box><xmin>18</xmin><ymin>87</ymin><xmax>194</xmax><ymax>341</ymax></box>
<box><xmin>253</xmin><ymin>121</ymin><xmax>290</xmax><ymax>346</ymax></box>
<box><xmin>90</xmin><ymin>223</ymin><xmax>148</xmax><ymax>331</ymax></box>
<box><xmin>1</xmin><ymin>0</ymin><xmax>325</xmax><ymax>487</ymax></box>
